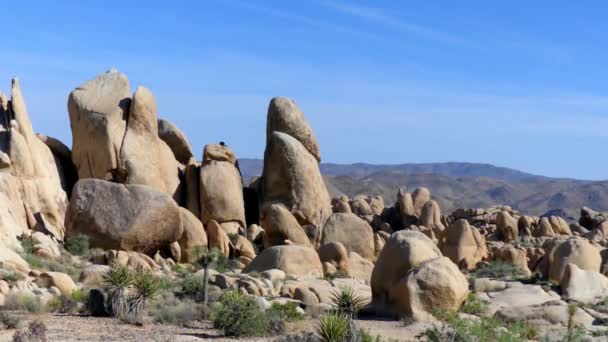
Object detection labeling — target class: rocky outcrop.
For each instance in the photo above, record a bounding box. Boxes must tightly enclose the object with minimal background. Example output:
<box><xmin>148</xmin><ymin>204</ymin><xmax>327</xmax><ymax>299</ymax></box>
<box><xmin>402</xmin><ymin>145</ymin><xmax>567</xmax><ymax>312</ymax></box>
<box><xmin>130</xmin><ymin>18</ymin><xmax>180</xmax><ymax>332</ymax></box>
<box><xmin>261</xmin><ymin>131</ymin><xmax>331</xmax><ymax>237</ymax></box>
<box><xmin>261</xmin><ymin>204</ymin><xmax>311</xmax><ymax>248</ymax></box>
<box><xmin>177</xmin><ymin>208</ymin><xmax>207</xmax><ymax>263</ymax></box>
<box><xmin>537</xmin><ymin>237</ymin><xmax>601</xmax><ymax>283</ymax></box>
<box><xmin>243</xmin><ymin>245</ymin><xmax>323</xmax><ymax>278</ymax></box>
<box><xmin>320</xmin><ymin>213</ymin><xmax>375</xmax><ymax>261</ymax></box>
<box><xmin>266</xmin><ymin>97</ymin><xmax>320</xmax><ymax>161</ymax></box>
<box><xmin>68</xmin><ymin>69</ymin><xmax>180</xmax><ymax>196</ymax></box>
<box><xmin>199</xmin><ymin>160</ymin><xmax>245</xmax><ymax>234</ymax></box>
<box><xmin>441</xmin><ymin>219</ymin><xmax>488</xmax><ymax>270</ymax></box>
<box><xmin>66</xmin><ymin>179</ymin><xmax>183</xmax><ymax>255</ymax></box>
<box><xmin>0</xmin><ymin>79</ymin><xmax>68</xmax><ymax>242</ymax></box>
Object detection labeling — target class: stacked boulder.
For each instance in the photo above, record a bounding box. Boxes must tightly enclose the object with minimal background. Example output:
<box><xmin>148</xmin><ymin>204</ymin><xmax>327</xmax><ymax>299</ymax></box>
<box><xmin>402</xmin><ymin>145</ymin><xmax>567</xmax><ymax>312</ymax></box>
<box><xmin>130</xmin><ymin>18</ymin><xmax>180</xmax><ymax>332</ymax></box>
<box><xmin>259</xmin><ymin>97</ymin><xmax>332</xmax><ymax>248</ymax></box>
<box><xmin>0</xmin><ymin>78</ymin><xmax>68</xmax><ymax>248</ymax></box>
<box><xmin>371</xmin><ymin>230</ymin><xmax>468</xmax><ymax>321</ymax></box>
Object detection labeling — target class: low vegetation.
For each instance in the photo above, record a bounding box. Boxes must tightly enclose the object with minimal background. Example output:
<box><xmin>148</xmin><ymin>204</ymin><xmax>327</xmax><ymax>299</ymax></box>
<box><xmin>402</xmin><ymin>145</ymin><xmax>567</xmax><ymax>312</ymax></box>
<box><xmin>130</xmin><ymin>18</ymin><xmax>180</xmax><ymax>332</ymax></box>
<box><xmin>63</xmin><ymin>234</ymin><xmax>90</xmax><ymax>256</ymax></box>
<box><xmin>0</xmin><ymin>271</ymin><xmax>25</xmax><ymax>283</ymax></box>
<box><xmin>470</xmin><ymin>260</ymin><xmax>527</xmax><ymax>280</ymax></box>
<box><xmin>330</xmin><ymin>287</ymin><xmax>367</xmax><ymax>318</ymax></box>
<box><xmin>420</xmin><ymin>309</ymin><xmax>538</xmax><ymax>342</ymax></box>
<box><xmin>4</xmin><ymin>294</ymin><xmax>43</xmax><ymax>313</ymax></box>
<box><xmin>212</xmin><ymin>290</ymin><xmax>269</xmax><ymax>337</ymax></box>
<box><xmin>148</xmin><ymin>293</ymin><xmax>207</xmax><ymax>325</ymax></box>
<box><xmin>460</xmin><ymin>293</ymin><xmax>489</xmax><ymax>315</ymax></box>
<box><xmin>0</xmin><ymin>312</ymin><xmax>23</xmax><ymax>329</ymax></box>
<box><xmin>315</xmin><ymin>313</ymin><xmax>350</xmax><ymax>342</ymax></box>
<box><xmin>12</xmin><ymin>320</ymin><xmax>47</xmax><ymax>342</ymax></box>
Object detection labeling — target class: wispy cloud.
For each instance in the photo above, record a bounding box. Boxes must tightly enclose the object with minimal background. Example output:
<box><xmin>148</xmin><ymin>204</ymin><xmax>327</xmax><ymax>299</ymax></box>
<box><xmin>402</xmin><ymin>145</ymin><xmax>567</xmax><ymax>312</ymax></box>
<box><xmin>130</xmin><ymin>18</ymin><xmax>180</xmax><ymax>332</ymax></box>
<box><xmin>319</xmin><ymin>0</ymin><xmax>472</xmax><ymax>46</ymax></box>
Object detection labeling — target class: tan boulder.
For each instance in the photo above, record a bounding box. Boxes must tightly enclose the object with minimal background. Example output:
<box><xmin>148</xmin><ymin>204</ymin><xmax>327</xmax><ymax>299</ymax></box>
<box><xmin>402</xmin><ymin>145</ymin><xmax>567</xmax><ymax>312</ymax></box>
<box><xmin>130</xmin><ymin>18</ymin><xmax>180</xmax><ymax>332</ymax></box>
<box><xmin>368</xmin><ymin>196</ymin><xmax>384</xmax><ymax>215</ymax></box>
<box><xmin>68</xmin><ymin>70</ymin><xmax>180</xmax><ymax>196</ymax></box>
<box><xmin>320</xmin><ymin>213</ymin><xmax>375</xmax><ymax>261</ymax></box>
<box><xmin>207</xmin><ymin>220</ymin><xmax>231</xmax><ymax>257</ymax></box>
<box><xmin>496</xmin><ymin>211</ymin><xmax>518</xmax><ymax>242</ymax></box>
<box><xmin>261</xmin><ymin>132</ymin><xmax>331</xmax><ymax>234</ymax></box>
<box><xmin>31</xmin><ymin>232</ymin><xmax>61</xmax><ymax>260</ymax></box>
<box><xmin>412</xmin><ymin>188</ymin><xmax>431</xmax><ymax>217</ymax></box>
<box><xmin>199</xmin><ymin>160</ymin><xmax>245</xmax><ymax>229</ymax></box>
<box><xmin>37</xmin><ymin>272</ymin><xmax>77</xmax><ymax>295</ymax></box>
<box><xmin>318</xmin><ymin>242</ymin><xmax>349</xmax><ymax>273</ymax></box>
<box><xmin>547</xmin><ymin>237</ymin><xmax>601</xmax><ymax>283</ymax></box>
<box><xmin>350</xmin><ymin>196</ymin><xmax>373</xmax><ymax>216</ymax></box>
<box><xmin>491</xmin><ymin>244</ymin><xmax>532</xmax><ymax>277</ymax></box>
<box><xmin>243</xmin><ymin>245</ymin><xmax>323</xmax><ymax>278</ymax></box>
<box><xmin>177</xmin><ymin>208</ymin><xmax>208</xmax><ymax>263</ymax></box>
<box><xmin>441</xmin><ymin>219</ymin><xmax>488</xmax><ymax>270</ymax></box>
<box><xmin>233</xmin><ymin>235</ymin><xmax>256</xmax><ymax>259</ymax></box>
<box><xmin>203</xmin><ymin>144</ymin><xmax>237</xmax><ymax>165</ymax></box>
<box><xmin>267</xmin><ymin>97</ymin><xmax>320</xmax><ymax>161</ymax></box>
<box><xmin>157</xmin><ymin>118</ymin><xmax>194</xmax><ymax>165</ymax></box>
<box><xmin>401</xmin><ymin>257</ymin><xmax>469</xmax><ymax>321</ymax></box>
<box><xmin>549</xmin><ymin>216</ymin><xmax>572</xmax><ymax>235</ymax></box>
<box><xmin>331</xmin><ymin>196</ymin><xmax>351</xmax><ymax>214</ymax></box>
<box><xmin>420</xmin><ymin>200</ymin><xmax>443</xmax><ymax>230</ymax></box>
<box><xmin>561</xmin><ymin>263</ymin><xmax>608</xmax><ymax>303</ymax></box>
<box><xmin>371</xmin><ymin>231</ymin><xmax>442</xmax><ymax>314</ymax></box>
<box><xmin>348</xmin><ymin>252</ymin><xmax>374</xmax><ymax>283</ymax></box>
<box><xmin>261</xmin><ymin>204</ymin><xmax>310</xmax><ymax>248</ymax></box>
<box><xmin>0</xmin><ymin>247</ymin><xmax>30</xmax><ymax>274</ymax></box>
<box><xmin>538</xmin><ymin>217</ymin><xmax>556</xmax><ymax>237</ymax></box>
<box><xmin>66</xmin><ymin>179</ymin><xmax>183</xmax><ymax>255</ymax></box>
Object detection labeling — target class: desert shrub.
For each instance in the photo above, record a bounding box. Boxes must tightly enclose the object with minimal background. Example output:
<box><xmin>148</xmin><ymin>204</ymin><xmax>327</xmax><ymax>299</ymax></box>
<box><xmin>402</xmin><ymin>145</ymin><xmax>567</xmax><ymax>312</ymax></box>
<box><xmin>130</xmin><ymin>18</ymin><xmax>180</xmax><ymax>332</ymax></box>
<box><xmin>129</xmin><ymin>270</ymin><xmax>166</xmax><ymax>318</ymax></box>
<box><xmin>46</xmin><ymin>289</ymin><xmax>89</xmax><ymax>314</ymax></box>
<box><xmin>178</xmin><ymin>274</ymin><xmax>206</xmax><ymax>302</ymax></box>
<box><xmin>12</xmin><ymin>320</ymin><xmax>47</xmax><ymax>342</ymax></box>
<box><xmin>268</xmin><ymin>302</ymin><xmax>304</xmax><ymax>322</ymax></box>
<box><xmin>315</xmin><ymin>313</ymin><xmax>349</xmax><ymax>342</ymax></box>
<box><xmin>323</xmin><ymin>270</ymin><xmax>350</xmax><ymax>281</ymax></box>
<box><xmin>21</xmin><ymin>254</ymin><xmax>80</xmax><ymax>281</ymax></box>
<box><xmin>0</xmin><ymin>312</ymin><xmax>22</xmax><ymax>329</ymax></box>
<box><xmin>63</xmin><ymin>234</ymin><xmax>90</xmax><ymax>256</ymax></box>
<box><xmin>148</xmin><ymin>293</ymin><xmax>205</xmax><ymax>325</ymax></box>
<box><xmin>212</xmin><ymin>291</ymin><xmax>268</xmax><ymax>337</ymax></box>
<box><xmin>470</xmin><ymin>260</ymin><xmax>527</xmax><ymax>280</ymax></box>
<box><xmin>420</xmin><ymin>309</ymin><xmax>538</xmax><ymax>342</ymax></box>
<box><xmin>5</xmin><ymin>294</ymin><xmax>42</xmax><ymax>313</ymax></box>
<box><xmin>19</xmin><ymin>237</ymin><xmax>34</xmax><ymax>255</ymax></box>
<box><xmin>330</xmin><ymin>287</ymin><xmax>366</xmax><ymax>318</ymax></box>
<box><xmin>461</xmin><ymin>293</ymin><xmax>489</xmax><ymax>315</ymax></box>
<box><xmin>103</xmin><ymin>264</ymin><xmax>134</xmax><ymax>318</ymax></box>
<box><xmin>0</xmin><ymin>271</ymin><xmax>25</xmax><ymax>283</ymax></box>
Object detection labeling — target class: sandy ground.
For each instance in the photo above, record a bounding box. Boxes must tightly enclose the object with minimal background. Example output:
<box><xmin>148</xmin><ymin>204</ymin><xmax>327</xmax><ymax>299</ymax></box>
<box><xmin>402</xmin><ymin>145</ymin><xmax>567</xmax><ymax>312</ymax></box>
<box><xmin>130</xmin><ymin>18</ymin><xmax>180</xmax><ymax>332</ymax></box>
<box><xmin>0</xmin><ymin>312</ymin><xmax>431</xmax><ymax>342</ymax></box>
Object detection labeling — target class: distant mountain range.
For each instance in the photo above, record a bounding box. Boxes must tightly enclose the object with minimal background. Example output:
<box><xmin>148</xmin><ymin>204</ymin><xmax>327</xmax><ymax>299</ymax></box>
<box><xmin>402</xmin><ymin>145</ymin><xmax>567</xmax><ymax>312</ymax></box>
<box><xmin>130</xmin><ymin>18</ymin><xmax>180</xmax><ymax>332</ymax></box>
<box><xmin>238</xmin><ymin>158</ymin><xmax>608</xmax><ymax>219</ymax></box>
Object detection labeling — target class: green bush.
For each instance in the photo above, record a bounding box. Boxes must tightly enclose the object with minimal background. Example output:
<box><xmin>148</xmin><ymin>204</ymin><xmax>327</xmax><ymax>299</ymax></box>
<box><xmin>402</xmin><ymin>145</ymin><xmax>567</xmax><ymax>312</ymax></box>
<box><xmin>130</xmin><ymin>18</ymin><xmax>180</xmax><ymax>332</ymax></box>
<box><xmin>178</xmin><ymin>275</ymin><xmax>206</xmax><ymax>302</ymax></box>
<box><xmin>212</xmin><ymin>291</ymin><xmax>268</xmax><ymax>337</ymax></box>
<box><xmin>420</xmin><ymin>309</ymin><xmax>538</xmax><ymax>342</ymax></box>
<box><xmin>130</xmin><ymin>270</ymin><xmax>166</xmax><ymax>317</ymax></box>
<box><xmin>21</xmin><ymin>253</ymin><xmax>81</xmax><ymax>281</ymax></box>
<box><xmin>470</xmin><ymin>261</ymin><xmax>527</xmax><ymax>280</ymax></box>
<box><xmin>461</xmin><ymin>293</ymin><xmax>489</xmax><ymax>315</ymax></box>
<box><xmin>64</xmin><ymin>234</ymin><xmax>90</xmax><ymax>256</ymax></box>
<box><xmin>268</xmin><ymin>302</ymin><xmax>304</xmax><ymax>322</ymax></box>
<box><xmin>46</xmin><ymin>289</ymin><xmax>89</xmax><ymax>314</ymax></box>
<box><xmin>5</xmin><ymin>294</ymin><xmax>42</xmax><ymax>313</ymax></box>
<box><xmin>315</xmin><ymin>313</ymin><xmax>349</xmax><ymax>342</ymax></box>
<box><xmin>0</xmin><ymin>312</ymin><xmax>22</xmax><ymax>329</ymax></box>
<box><xmin>0</xmin><ymin>271</ymin><xmax>25</xmax><ymax>283</ymax></box>
<box><xmin>330</xmin><ymin>287</ymin><xmax>366</xmax><ymax>318</ymax></box>
<box><xmin>148</xmin><ymin>293</ymin><xmax>205</xmax><ymax>325</ymax></box>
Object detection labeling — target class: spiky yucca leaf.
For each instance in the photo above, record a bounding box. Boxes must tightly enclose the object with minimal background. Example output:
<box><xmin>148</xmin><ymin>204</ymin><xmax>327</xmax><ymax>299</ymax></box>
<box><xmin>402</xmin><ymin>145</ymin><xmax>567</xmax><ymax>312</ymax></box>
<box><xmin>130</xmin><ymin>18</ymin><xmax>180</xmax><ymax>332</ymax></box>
<box><xmin>315</xmin><ymin>313</ymin><xmax>349</xmax><ymax>342</ymax></box>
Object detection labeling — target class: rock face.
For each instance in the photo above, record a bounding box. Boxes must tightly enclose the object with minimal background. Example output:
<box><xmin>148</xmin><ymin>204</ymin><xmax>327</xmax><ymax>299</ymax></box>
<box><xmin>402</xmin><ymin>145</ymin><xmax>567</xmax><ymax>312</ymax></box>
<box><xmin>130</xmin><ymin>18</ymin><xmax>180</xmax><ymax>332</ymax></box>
<box><xmin>0</xmin><ymin>79</ymin><xmax>68</xmax><ymax>243</ymax></box>
<box><xmin>266</xmin><ymin>97</ymin><xmax>320</xmax><ymax>162</ymax></box>
<box><xmin>545</xmin><ymin>237</ymin><xmax>601</xmax><ymax>283</ymax></box>
<box><xmin>441</xmin><ymin>219</ymin><xmax>488</xmax><ymax>270</ymax></box>
<box><xmin>561</xmin><ymin>263</ymin><xmax>608</xmax><ymax>303</ymax></box>
<box><xmin>496</xmin><ymin>211</ymin><xmax>518</xmax><ymax>242</ymax></box>
<box><xmin>157</xmin><ymin>118</ymin><xmax>194</xmax><ymax>165</ymax></box>
<box><xmin>243</xmin><ymin>245</ymin><xmax>323</xmax><ymax>278</ymax></box>
<box><xmin>262</xmin><ymin>131</ymin><xmax>331</xmax><ymax>237</ymax></box>
<box><xmin>199</xmin><ymin>160</ymin><xmax>245</xmax><ymax>233</ymax></box>
<box><xmin>403</xmin><ymin>257</ymin><xmax>469</xmax><ymax>321</ymax></box>
<box><xmin>320</xmin><ymin>213</ymin><xmax>375</xmax><ymax>261</ymax></box>
<box><xmin>68</xmin><ymin>69</ymin><xmax>180</xmax><ymax>196</ymax></box>
<box><xmin>261</xmin><ymin>204</ymin><xmax>311</xmax><ymax>247</ymax></box>
<box><xmin>177</xmin><ymin>208</ymin><xmax>207</xmax><ymax>263</ymax></box>
<box><xmin>372</xmin><ymin>229</ymin><xmax>469</xmax><ymax>321</ymax></box>
<box><xmin>66</xmin><ymin>179</ymin><xmax>183</xmax><ymax>255</ymax></box>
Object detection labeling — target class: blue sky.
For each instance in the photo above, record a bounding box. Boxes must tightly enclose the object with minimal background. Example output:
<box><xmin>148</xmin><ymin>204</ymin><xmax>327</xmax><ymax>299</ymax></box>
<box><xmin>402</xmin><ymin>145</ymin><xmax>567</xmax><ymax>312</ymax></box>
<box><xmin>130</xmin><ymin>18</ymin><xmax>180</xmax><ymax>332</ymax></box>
<box><xmin>1</xmin><ymin>1</ymin><xmax>607</xmax><ymax>180</ymax></box>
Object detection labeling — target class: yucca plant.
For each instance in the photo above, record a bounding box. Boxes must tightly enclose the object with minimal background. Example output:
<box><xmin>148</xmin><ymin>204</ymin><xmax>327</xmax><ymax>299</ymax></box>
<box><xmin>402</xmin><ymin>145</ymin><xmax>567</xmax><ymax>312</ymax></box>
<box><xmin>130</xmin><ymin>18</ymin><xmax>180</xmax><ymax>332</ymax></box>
<box><xmin>330</xmin><ymin>287</ymin><xmax>367</xmax><ymax>318</ymax></box>
<box><xmin>129</xmin><ymin>270</ymin><xmax>166</xmax><ymax>318</ymax></box>
<box><xmin>103</xmin><ymin>264</ymin><xmax>134</xmax><ymax>318</ymax></box>
<box><xmin>316</xmin><ymin>313</ymin><xmax>350</xmax><ymax>342</ymax></box>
